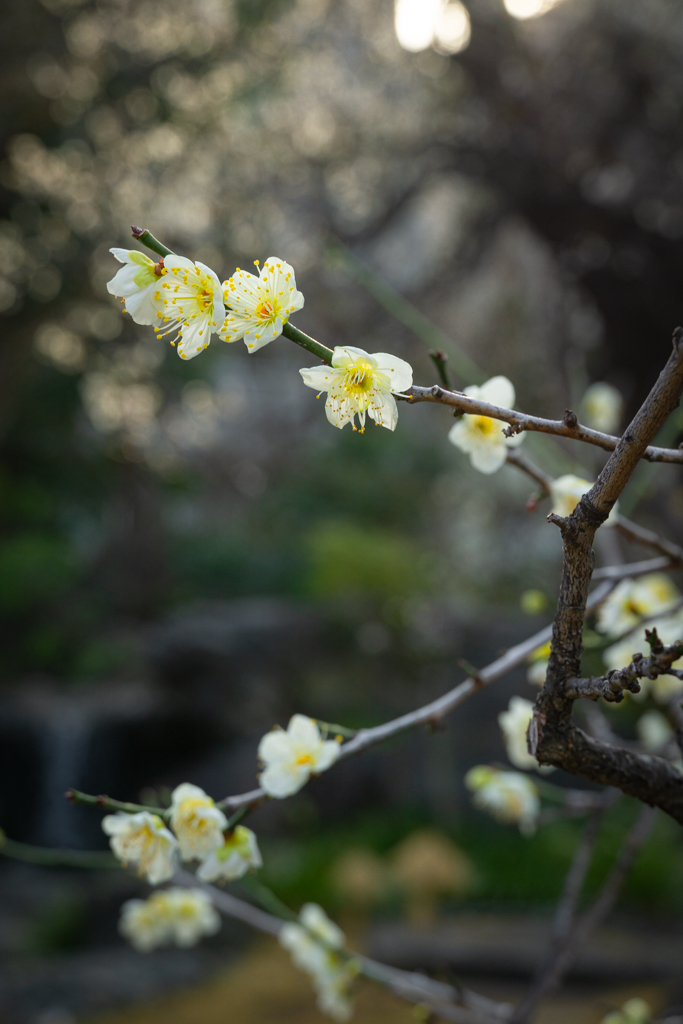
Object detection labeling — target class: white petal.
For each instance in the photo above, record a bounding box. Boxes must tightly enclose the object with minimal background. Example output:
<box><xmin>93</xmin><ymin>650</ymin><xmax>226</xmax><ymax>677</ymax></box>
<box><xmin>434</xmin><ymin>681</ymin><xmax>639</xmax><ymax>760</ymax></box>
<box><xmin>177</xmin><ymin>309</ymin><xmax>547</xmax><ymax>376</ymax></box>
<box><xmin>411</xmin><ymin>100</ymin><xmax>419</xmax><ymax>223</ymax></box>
<box><xmin>107</xmin><ymin>264</ymin><xmax>140</xmax><ymax>297</ymax></box>
<box><xmin>368</xmin><ymin>390</ymin><xmax>398</xmax><ymax>431</ymax></box>
<box><xmin>124</xmin><ymin>284</ymin><xmax>158</xmax><ymax>325</ymax></box>
<box><xmin>300</xmin><ymin>365</ymin><xmax>337</xmax><ymax>391</ymax></box>
<box><xmin>245</xmin><ymin>318</ymin><xmax>282</xmax><ymax>353</ymax></box>
<box><xmin>110</xmin><ymin>247</ymin><xmax>135</xmax><ymax>264</ymax></box>
<box><xmin>171</xmin><ymin>783</ymin><xmax>208</xmax><ymax>807</ymax></box>
<box><xmin>313</xmin><ymin>740</ymin><xmax>341</xmax><ymax>773</ymax></box>
<box><xmin>331</xmin><ymin>346</ymin><xmax>374</xmax><ymax>369</ymax></box>
<box><xmin>479</xmin><ymin>375</ymin><xmax>515</xmax><ymax>409</ymax></box>
<box><xmin>195</xmin><ymin>262</ymin><xmax>222</xmax><ymax>292</ymax></box>
<box><xmin>258</xmin><ymin>729</ymin><xmax>293</xmax><ymax>765</ymax></box>
<box><xmin>470</xmin><ymin>442</ymin><xmax>508</xmax><ymax>474</ymax></box>
<box><xmin>325</xmin><ymin>397</ymin><xmax>354</xmax><ymax>429</ymax></box>
<box><xmin>164</xmin><ymin>255</ymin><xmax>195</xmax><ymax>274</ymax></box>
<box><xmin>448</xmin><ymin>417</ymin><xmax>474</xmax><ymax>453</ymax></box>
<box><xmin>287</xmin><ymin>714</ymin><xmax>322</xmax><ymax>747</ymax></box>
<box><xmin>260</xmin><ymin>763</ymin><xmax>309</xmax><ymax>798</ymax></box>
<box><xmin>371</xmin><ymin>354</ymin><xmax>413</xmax><ymax>393</ymax></box>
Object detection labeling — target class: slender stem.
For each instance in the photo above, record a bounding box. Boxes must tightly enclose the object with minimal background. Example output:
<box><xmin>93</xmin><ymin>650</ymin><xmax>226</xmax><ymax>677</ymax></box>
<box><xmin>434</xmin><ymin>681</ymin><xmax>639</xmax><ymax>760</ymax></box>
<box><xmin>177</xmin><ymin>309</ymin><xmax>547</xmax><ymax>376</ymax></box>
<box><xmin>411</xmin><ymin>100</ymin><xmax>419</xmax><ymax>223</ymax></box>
<box><xmin>281</xmin><ymin>321</ymin><xmax>333</xmax><ymax>364</ymax></box>
<box><xmin>130</xmin><ymin>226</ymin><xmax>173</xmax><ymax>258</ymax></box>
<box><xmin>0</xmin><ymin>829</ymin><xmax>118</xmax><ymax>869</ymax></box>
<box><xmin>429</xmin><ymin>349</ymin><xmax>452</xmax><ymax>390</ymax></box>
<box><xmin>66</xmin><ymin>788</ymin><xmax>169</xmax><ymax>818</ymax></box>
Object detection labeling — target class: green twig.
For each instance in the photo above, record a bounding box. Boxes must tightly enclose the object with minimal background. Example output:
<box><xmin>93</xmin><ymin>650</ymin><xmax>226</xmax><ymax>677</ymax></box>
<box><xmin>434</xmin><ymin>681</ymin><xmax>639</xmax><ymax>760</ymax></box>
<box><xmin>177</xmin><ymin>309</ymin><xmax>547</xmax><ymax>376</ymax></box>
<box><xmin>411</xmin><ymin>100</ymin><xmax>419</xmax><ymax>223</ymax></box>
<box><xmin>429</xmin><ymin>349</ymin><xmax>452</xmax><ymax>390</ymax></box>
<box><xmin>238</xmin><ymin>875</ymin><xmax>299</xmax><ymax>922</ymax></box>
<box><xmin>66</xmin><ymin>788</ymin><xmax>169</xmax><ymax>819</ymax></box>
<box><xmin>131</xmin><ymin>225</ymin><xmax>173</xmax><ymax>258</ymax></box>
<box><xmin>282</xmin><ymin>322</ymin><xmax>334</xmax><ymax>364</ymax></box>
<box><xmin>0</xmin><ymin>828</ymin><xmax>118</xmax><ymax>869</ymax></box>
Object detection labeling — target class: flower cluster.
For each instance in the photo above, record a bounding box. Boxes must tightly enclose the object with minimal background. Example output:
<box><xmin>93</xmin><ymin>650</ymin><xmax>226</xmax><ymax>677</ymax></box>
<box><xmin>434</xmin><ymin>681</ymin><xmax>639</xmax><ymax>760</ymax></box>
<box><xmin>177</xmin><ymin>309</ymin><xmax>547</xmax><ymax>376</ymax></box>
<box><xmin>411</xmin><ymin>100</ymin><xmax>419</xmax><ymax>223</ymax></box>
<box><xmin>279</xmin><ymin>903</ymin><xmax>356</xmax><ymax>1021</ymax></box>
<box><xmin>119</xmin><ymin>887</ymin><xmax>221</xmax><ymax>952</ymax></box>
<box><xmin>465</xmin><ymin>765</ymin><xmax>540</xmax><ymax>835</ymax></box>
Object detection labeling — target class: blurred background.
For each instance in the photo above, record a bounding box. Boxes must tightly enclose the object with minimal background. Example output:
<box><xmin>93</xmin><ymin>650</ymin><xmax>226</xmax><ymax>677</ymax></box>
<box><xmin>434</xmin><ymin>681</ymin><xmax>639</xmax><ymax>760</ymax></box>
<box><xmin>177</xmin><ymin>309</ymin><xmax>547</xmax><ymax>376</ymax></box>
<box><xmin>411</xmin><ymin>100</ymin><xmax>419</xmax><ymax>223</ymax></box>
<box><xmin>1</xmin><ymin>0</ymin><xmax>683</xmax><ymax>1020</ymax></box>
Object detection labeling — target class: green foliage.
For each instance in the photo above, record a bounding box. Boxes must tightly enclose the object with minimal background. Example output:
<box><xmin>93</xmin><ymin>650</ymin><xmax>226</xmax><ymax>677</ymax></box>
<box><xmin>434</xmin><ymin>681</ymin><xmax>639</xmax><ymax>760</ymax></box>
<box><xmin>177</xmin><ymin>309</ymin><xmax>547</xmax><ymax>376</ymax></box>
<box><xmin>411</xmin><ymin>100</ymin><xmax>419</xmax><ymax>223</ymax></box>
<box><xmin>0</xmin><ymin>533</ymin><xmax>77</xmax><ymax>613</ymax></box>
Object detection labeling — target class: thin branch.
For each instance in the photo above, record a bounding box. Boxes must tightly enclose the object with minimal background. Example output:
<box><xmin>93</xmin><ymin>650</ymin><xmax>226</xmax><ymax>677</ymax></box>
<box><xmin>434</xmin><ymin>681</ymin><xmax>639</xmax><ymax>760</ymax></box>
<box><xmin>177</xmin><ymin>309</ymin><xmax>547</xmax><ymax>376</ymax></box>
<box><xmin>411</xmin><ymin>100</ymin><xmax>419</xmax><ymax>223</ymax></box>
<box><xmin>131</xmin><ymin>225</ymin><xmax>173</xmax><ymax>258</ymax></box>
<box><xmin>66</xmin><ymin>788</ymin><xmax>169</xmax><ymax>818</ymax></box>
<box><xmin>217</xmin><ymin>581</ymin><xmax>617</xmax><ymax>812</ymax></box>
<box><xmin>593</xmin><ymin>556</ymin><xmax>674</xmax><ymax>581</ymax></box>
<box><xmin>0</xmin><ymin>829</ymin><xmax>117</xmax><ymax>869</ymax></box>
<box><xmin>615</xmin><ymin>516</ymin><xmax>683</xmax><ymax>564</ymax></box>
<box><xmin>565</xmin><ymin>631</ymin><xmax>683</xmax><ymax>703</ymax></box>
<box><xmin>429</xmin><ymin>349</ymin><xmax>452</xmax><ymax>390</ymax></box>
<box><xmin>505</xmin><ymin>450</ymin><xmax>553</xmax><ymax>496</ymax></box>
<box><xmin>405</xmin><ymin>384</ymin><xmax>683</xmax><ymax>465</ymax></box>
<box><xmin>511</xmin><ymin>805</ymin><xmax>656</xmax><ymax>1024</ymax></box>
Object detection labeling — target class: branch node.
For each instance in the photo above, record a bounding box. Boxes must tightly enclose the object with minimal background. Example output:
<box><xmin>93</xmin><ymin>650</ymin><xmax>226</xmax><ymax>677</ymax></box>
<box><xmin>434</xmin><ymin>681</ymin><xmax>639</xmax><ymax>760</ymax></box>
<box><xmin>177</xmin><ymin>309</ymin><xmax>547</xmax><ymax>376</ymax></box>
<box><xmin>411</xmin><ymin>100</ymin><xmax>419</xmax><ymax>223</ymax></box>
<box><xmin>563</xmin><ymin>409</ymin><xmax>579</xmax><ymax>429</ymax></box>
<box><xmin>131</xmin><ymin>225</ymin><xmax>145</xmax><ymax>238</ymax></box>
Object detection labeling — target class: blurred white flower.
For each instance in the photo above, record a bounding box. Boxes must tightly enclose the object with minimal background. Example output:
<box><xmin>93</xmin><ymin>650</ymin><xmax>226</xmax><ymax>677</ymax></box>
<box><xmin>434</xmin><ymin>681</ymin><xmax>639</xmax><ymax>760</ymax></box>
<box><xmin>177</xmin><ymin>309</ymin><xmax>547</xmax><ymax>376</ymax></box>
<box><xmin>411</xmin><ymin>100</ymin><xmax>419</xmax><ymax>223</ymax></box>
<box><xmin>107</xmin><ymin>248</ymin><xmax>162</xmax><ymax>326</ymax></box>
<box><xmin>448</xmin><ymin>376</ymin><xmax>524</xmax><ymax>474</ymax></box>
<box><xmin>170</xmin><ymin>783</ymin><xmax>228</xmax><ymax>861</ymax></box>
<box><xmin>601</xmin><ymin>997</ymin><xmax>652</xmax><ymax>1024</ymax></box>
<box><xmin>119</xmin><ymin>888</ymin><xmax>221</xmax><ymax>952</ymax></box>
<box><xmin>603</xmin><ymin>611</ymin><xmax>683</xmax><ymax>703</ymax></box>
<box><xmin>498</xmin><ymin>696</ymin><xmax>552</xmax><ymax>772</ymax></box>
<box><xmin>527</xmin><ymin>641</ymin><xmax>551</xmax><ymax>687</ymax></box>
<box><xmin>549</xmin><ymin>474</ymin><xmax>618</xmax><ymax>524</ymax></box>
<box><xmin>465</xmin><ymin>766</ymin><xmax>540</xmax><ymax>835</ymax></box>
<box><xmin>154</xmin><ymin>256</ymin><xmax>225</xmax><ymax>360</ymax></box>
<box><xmin>300</xmin><ymin>346</ymin><xmax>413</xmax><ymax>432</ymax></box>
<box><xmin>101</xmin><ymin>811</ymin><xmax>177</xmax><ymax>884</ymax></box>
<box><xmin>280</xmin><ymin>904</ymin><xmax>354</xmax><ymax>1022</ymax></box>
<box><xmin>637</xmin><ymin>710</ymin><xmax>674</xmax><ymax>753</ymax></box>
<box><xmin>394</xmin><ymin>0</ymin><xmax>470</xmax><ymax>56</ymax></box>
<box><xmin>220</xmin><ymin>258</ymin><xmax>304</xmax><ymax>352</ymax></box>
<box><xmin>580</xmin><ymin>382</ymin><xmax>624</xmax><ymax>434</ymax></box>
<box><xmin>596</xmin><ymin>574</ymin><xmax>679</xmax><ymax>638</ymax></box>
<box><xmin>196</xmin><ymin>825</ymin><xmax>262</xmax><ymax>882</ymax></box>
<box><xmin>504</xmin><ymin>0</ymin><xmax>563</xmax><ymax>19</ymax></box>
<box><xmin>259</xmin><ymin>715</ymin><xmax>341</xmax><ymax>798</ymax></box>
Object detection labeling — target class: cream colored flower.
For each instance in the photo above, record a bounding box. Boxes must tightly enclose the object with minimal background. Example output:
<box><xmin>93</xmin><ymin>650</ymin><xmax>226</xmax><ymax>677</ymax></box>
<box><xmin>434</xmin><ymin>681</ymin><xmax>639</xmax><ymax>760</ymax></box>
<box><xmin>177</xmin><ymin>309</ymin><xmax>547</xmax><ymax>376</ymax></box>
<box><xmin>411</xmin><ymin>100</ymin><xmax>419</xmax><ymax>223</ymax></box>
<box><xmin>196</xmin><ymin>825</ymin><xmax>262</xmax><ymax>882</ymax></box>
<box><xmin>101</xmin><ymin>811</ymin><xmax>177</xmax><ymax>884</ymax></box>
<box><xmin>465</xmin><ymin>766</ymin><xmax>540</xmax><ymax>835</ymax></box>
<box><xmin>637</xmin><ymin>710</ymin><xmax>674</xmax><ymax>753</ymax></box>
<box><xmin>527</xmin><ymin>641</ymin><xmax>551</xmax><ymax>686</ymax></box>
<box><xmin>154</xmin><ymin>255</ymin><xmax>225</xmax><ymax>360</ymax></box>
<box><xmin>300</xmin><ymin>346</ymin><xmax>413</xmax><ymax>432</ymax></box>
<box><xmin>279</xmin><ymin>904</ymin><xmax>354</xmax><ymax>1022</ymax></box>
<box><xmin>448</xmin><ymin>376</ymin><xmax>524</xmax><ymax>474</ymax></box>
<box><xmin>498</xmin><ymin>696</ymin><xmax>552</xmax><ymax>772</ymax></box>
<box><xmin>220</xmin><ymin>258</ymin><xmax>304</xmax><ymax>352</ymax></box>
<box><xmin>107</xmin><ymin>248</ymin><xmax>164</xmax><ymax>325</ymax></box>
<box><xmin>596</xmin><ymin>574</ymin><xmax>679</xmax><ymax>638</ymax></box>
<box><xmin>258</xmin><ymin>715</ymin><xmax>342</xmax><ymax>798</ymax></box>
<box><xmin>549</xmin><ymin>474</ymin><xmax>618</xmax><ymax>524</ymax></box>
<box><xmin>580</xmin><ymin>382</ymin><xmax>624</xmax><ymax>434</ymax></box>
<box><xmin>119</xmin><ymin>888</ymin><xmax>220</xmax><ymax>952</ymax></box>
<box><xmin>170</xmin><ymin>783</ymin><xmax>227</xmax><ymax>861</ymax></box>
<box><xmin>603</xmin><ymin>611</ymin><xmax>683</xmax><ymax>703</ymax></box>
<box><xmin>601</xmin><ymin>997</ymin><xmax>652</xmax><ymax>1024</ymax></box>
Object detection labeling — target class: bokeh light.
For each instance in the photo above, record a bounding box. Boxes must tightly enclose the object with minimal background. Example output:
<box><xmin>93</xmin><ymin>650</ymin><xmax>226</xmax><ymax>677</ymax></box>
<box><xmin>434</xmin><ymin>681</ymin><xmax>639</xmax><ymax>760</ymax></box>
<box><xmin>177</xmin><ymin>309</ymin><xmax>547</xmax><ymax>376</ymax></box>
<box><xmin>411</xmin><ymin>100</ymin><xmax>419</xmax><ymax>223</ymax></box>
<box><xmin>503</xmin><ymin>0</ymin><xmax>562</xmax><ymax>19</ymax></box>
<box><xmin>395</xmin><ymin>0</ymin><xmax>470</xmax><ymax>55</ymax></box>
<box><xmin>434</xmin><ymin>2</ymin><xmax>471</xmax><ymax>55</ymax></box>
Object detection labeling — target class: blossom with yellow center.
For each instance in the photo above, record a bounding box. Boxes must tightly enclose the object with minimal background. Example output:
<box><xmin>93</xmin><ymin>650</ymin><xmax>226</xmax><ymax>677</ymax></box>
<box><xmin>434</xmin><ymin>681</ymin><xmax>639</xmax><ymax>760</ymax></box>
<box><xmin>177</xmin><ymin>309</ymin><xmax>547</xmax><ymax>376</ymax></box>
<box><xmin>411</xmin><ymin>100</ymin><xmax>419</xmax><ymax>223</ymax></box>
<box><xmin>465</xmin><ymin>765</ymin><xmax>540</xmax><ymax>835</ymax></box>
<box><xmin>580</xmin><ymin>382</ymin><xmax>624</xmax><ymax>434</ymax></box>
<box><xmin>101</xmin><ymin>811</ymin><xmax>177</xmax><ymax>884</ymax></box>
<box><xmin>219</xmin><ymin>258</ymin><xmax>304</xmax><ymax>352</ymax></box>
<box><xmin>549</xmin><ymin>474</ymin><xmax>618</xmax><ymax>524</ymax></box>
<box><xmin>299</xmin><ymin>346</ymin><xmax>413</xmax><ymax>432</ymax></box>
<box><xmin>153</xmin><ymin>255</ymin><xmax>225</xmax><ymax>360</ymax></box>
<box><xmin>119</xmin><ymin>887</ymin><xmax>221</xmax><ymax>952</ymax></box>
<box><xmin>169</xmin><ymin>782</ymin><xmax>228</xmax><ymax>861</ymax></box>
<box><xmin>527</xmin><ymin>640</ymin><xmax>551</xmax><ymax>686</ymax></box>
<box><xmin>258</xmin><ymin>714</ymin><xmax>342</xmax><ymax>798</ymax></box>
<box><xmin>107</xmin><ymin>248</ymin><xmax>165</xmax><ymax>325</ymax></box>
<box><xmin>596</xmin><ymin>574</ymin><xmax>679</xmax><ymax>638</ymax></box>
<box><xmin>448</xmin><ymin>376</ymin><xmax>524</xmax><ymax>474</ymax></box>
<box><xmin>196</xmin><ymin>825</ymin><xmax>262</xmax><ymax>882</ymax></box>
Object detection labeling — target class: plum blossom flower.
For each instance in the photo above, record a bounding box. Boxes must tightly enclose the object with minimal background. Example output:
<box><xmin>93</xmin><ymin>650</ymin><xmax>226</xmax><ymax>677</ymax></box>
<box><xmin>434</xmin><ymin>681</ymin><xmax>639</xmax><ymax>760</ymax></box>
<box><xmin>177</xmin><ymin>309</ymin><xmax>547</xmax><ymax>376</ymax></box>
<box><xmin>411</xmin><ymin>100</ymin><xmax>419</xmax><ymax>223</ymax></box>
<box><xmin>154</xmin><ymin>255</ymin><xmax>225</xmax><ymax>360</ymax></box>
<box><xmin>119</xmin><ymin>888</ymin><xmax>221</xmax><ymax>952</ymax></box>
<box><xmin>465</xmin><ymin>766</ymin><xmax>540</xmax><ymax>835</ymax></box>
<box><xmin>170</xmin><ymin>783</ymin><xmax>228</xmax><ymax>861</ymax></box>
<box><xmin>637</xmin><ymin>710</ymin><xmax>674</xmax><ymax>753</ymax></box>
<box><xmin>220</xmin><ymin>258</ymin><xmax>304</xmax><ymax>352</ymax></box>
<box><xmin>549</xmin><ymin>474</ymin><xmax>618</xmax><ymax>524</ymax></box>
<box><xmin>498</xmin><ymin>696</ymin><xmax>552</xmax><ymax>773</ymax></box>
<box><xmin>527</xmin><ymin>641</ymin><xmax>551</xmax><ymax>686</ymax></box>
<box><xmin>596</xmin><ymin>574</ymin><xmax>679</xmax><ymax>638</ymax></box>
<box><xmin>280</xmin><ymin>904</ymin><xmax>354</xmax><ymax>1022</ymax></box>
<box><xmin>107</xmin><ymin>248</ymin><xmax>164</xmax><ymax>325</ymax></box>
<box><xmin>603</xmin><ymin>611</ymin><xmax>683</xmax><ymax>703</ymax></box>
<box><xmin>196</xmin><ymin>825</ymin><xmax>262</xmax><ymax>883</ymax></box>
<box><xmin>601</xmin><ymin>997</ymin><xmax>652</xmax><ymax>1024</ymax></box>
<box><xmin>101</xmin><ymin>811</ymin><xmax>177</xmax><ymax>884</ymax></box>
<box><xmin>580</xmin><ymin>382</ymin><xmax>624</xmax><ymax>434</ymax></box>
<box><xmin>300</xmin><ymin>346</ymin><xmax>413</xmax><ymax>432</ymax></box>
<box><xmin>258</xmin><ymin>715</ymin><xmax>341</xmax><ymax>798</ymax></box>
<box><xmin>448</xmin><ymin>376</ymin><xmax>524</xmax><ymax>474</ymax></box>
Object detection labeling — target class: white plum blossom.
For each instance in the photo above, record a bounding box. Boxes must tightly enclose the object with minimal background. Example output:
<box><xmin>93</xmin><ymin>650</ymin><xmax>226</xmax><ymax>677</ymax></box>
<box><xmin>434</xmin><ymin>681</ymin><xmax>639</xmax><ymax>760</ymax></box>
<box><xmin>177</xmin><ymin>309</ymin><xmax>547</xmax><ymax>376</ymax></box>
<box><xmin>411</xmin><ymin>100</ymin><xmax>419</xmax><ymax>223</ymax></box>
<box><xmin>527</xmin><ymin>641</ymin><xmax>551</xmax><ymax>686</ymax></box>
<box><xmin>465</xmin><ymin>765</ymin><xmax>540</xmax><ymax>835</ymax></box>
<box><xmin>549</xmin><ymin>474</ymin><xmax>618</xmax><ymax>524</ymax></box>
<box><xmin>101</xmin><ymin>811</ymin><xmax>177</xmax><ymax>884</ymax></box>
<box><xmin>196</xmin><ymin>825</ymin><xmax>262</xmax><ymax>883</ymax></box>
<box><xmin>220</xmin><ymin>258</ymin><xmax>304</xmax><ymax>352</ymax></box>
<box><xmin>170</xmin><ymin>783</ymin><xmax>228</xmax><ymax>861</ymax></box>
<box><xmin>119</xmin><ymin>888</ymin><xmax>221</xmax><ymax>952</ymax></box>
<box><xmin>107</xmin><ymin>248</ymin><xmax>163</xmax><ymax>325</ymax></box>
<box><xmin>580</xmin><ymin>382</ymin><xmax>624</xmax><ymax>434</ymax></box>
<box><xmin>154</xmin><ymin>255</ymin><xmax>225</xmax><ymax>360</ymax></box>
<box><xmin>601</xmin><ymin>997</ymin><xmax>652</xmax><ymax>1024</ymax></box>
<box><xmin>637</xmin><ymin>710</ymin><xmax>674</xmax><ymax>753</ymax></box>
<box><xmin>448</xmin><ymin>376</ymin><xmax>524</xmax><ymax>474</ymax></box>
<box><xmin>498</xmin><ymin>696</ymin><xmax>552</xmax><ymax>773</ymax></box>
<box><xmin>596</xmin><ymin>574</ymin><xmax>679</xmax><ymax>638</ymax></box>
<box><xmin>279</xmin><ymin>904</ymin><xmax>354</xmax><ymax>1022</ymax></box>
<box><xmin>258</xmin><ymin>714</ymin><xmax>342</xmax><ymax>798</ymax></box>
<box><xmin>603</xmin><ymin>611</ymin><xmax>683</xmax><ymax>703</ymax></box>
<box><xmin>300</xmin><ymin>346</ymin><xmax>413</xmax><ymax>432</ymax></box>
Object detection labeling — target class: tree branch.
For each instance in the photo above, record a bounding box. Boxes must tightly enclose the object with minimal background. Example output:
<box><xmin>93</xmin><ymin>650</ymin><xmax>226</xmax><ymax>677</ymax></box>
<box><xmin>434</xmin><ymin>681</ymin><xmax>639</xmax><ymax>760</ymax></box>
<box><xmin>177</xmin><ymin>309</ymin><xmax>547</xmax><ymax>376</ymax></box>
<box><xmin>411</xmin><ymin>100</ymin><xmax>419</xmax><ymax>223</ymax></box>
<box><xmin>565</xmin><ymin>630</ymin><xmax>683</xmax><ymax>703</ymax></box>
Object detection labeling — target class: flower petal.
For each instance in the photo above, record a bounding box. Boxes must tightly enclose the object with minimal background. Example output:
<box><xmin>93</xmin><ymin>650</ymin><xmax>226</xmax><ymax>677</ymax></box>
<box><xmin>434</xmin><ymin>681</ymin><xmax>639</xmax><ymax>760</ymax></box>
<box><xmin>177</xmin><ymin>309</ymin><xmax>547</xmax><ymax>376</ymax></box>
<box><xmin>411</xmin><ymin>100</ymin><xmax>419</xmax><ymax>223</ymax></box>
<box><xmin>479</xmin><ymin>375</ymin><xmax>515</xmax><ymax>409</ymax></box>
<box><xmin>469</xmin><ymin>442</ymin><xmax>508</xmax><ymax>474</ymax></box>
<box><xmin>371</xmin><ymin>354</ymin><xmax>413</xmax><ymax>393</ymax></box>
<box><xmin>300</xmin><ymin>365</ymin><xmax>338</xmax><ymax>391</ymax></box>
<box><xmin>258</xmin><ymin>729</ymin><xmax>293</xmax><ymax>764</ymax></box>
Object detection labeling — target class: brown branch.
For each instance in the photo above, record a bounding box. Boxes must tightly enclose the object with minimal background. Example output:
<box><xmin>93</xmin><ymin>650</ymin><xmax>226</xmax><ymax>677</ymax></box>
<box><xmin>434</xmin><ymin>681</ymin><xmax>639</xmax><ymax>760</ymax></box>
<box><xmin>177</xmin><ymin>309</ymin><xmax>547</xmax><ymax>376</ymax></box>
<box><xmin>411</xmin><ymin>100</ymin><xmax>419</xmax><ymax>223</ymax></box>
<box><xmin>505</xmin><ymin>450</ymin><xmax>553</xmax><ymax>497</ymax></box>
<box><xmin>565</xmin><ymin>631</ymin><xmax>683</xmax><ymax>703</ymax></box>
<box><xmin>405</xmin><ymin>383</ymin><xmax>683</xmax><ymax>464</ymax></box>
<box><xmin>592</xmin><ymin>556</ymin><xmax>675</xmax><ymax>581</ymax></box>
<box><xmin>615</xmin><ymin>517</ymin><xmax>683</xmax><ymax>564</ymax></box>
<box><xmin>532</xmin><ymin>330</ymin><xmax>683</xmax><ymax>825</ymax></box>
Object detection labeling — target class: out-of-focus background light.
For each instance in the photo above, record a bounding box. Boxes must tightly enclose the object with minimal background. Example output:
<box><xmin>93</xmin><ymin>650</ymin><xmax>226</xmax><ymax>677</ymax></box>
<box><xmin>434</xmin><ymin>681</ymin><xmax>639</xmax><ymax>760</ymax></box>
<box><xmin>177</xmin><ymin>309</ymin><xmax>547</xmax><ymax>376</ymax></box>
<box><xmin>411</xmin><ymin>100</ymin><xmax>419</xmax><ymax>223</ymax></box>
<box><xmin>394</xmin><ymin>0</ymin><xmax>471</xmax><ymax>55</ymax></box>
<box><xmin>503</xmin><ymin>0</ymin><xmax>563</xmax><ymax>19</ymax></box>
